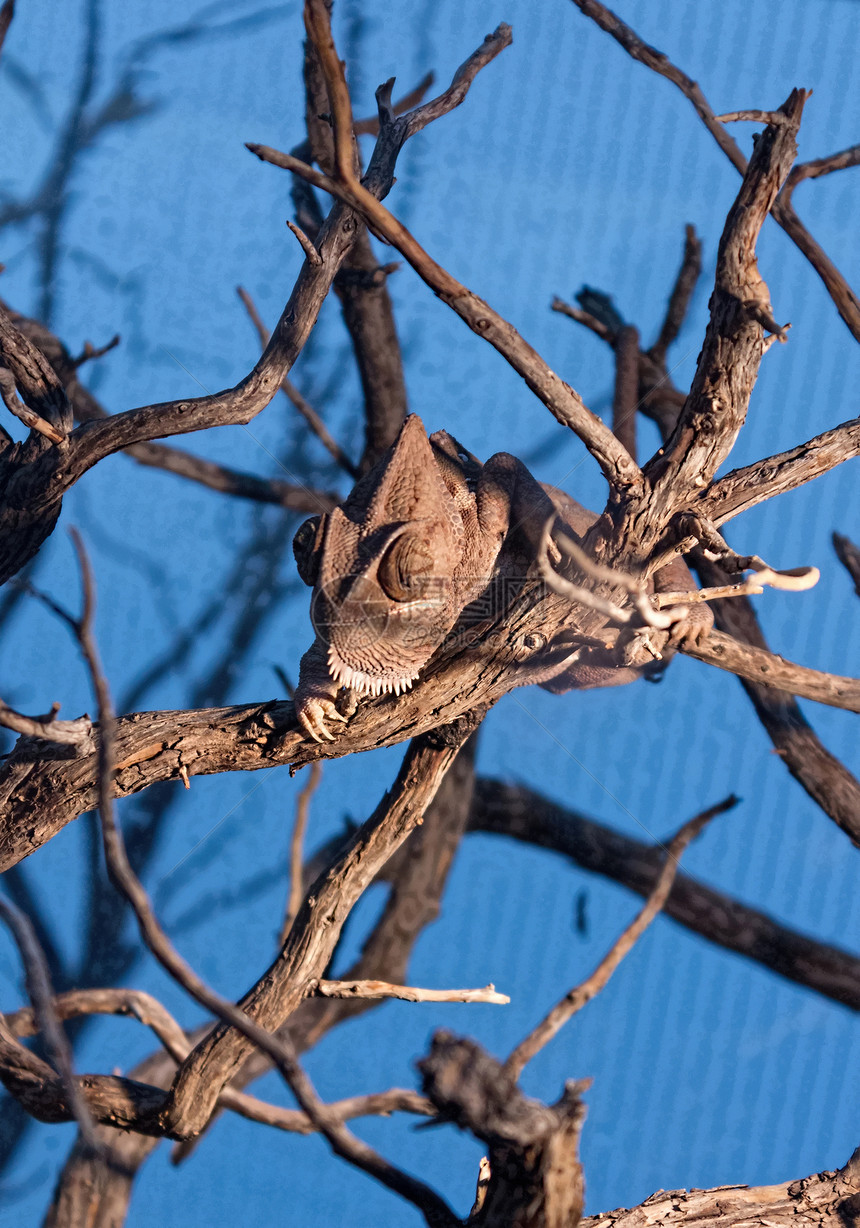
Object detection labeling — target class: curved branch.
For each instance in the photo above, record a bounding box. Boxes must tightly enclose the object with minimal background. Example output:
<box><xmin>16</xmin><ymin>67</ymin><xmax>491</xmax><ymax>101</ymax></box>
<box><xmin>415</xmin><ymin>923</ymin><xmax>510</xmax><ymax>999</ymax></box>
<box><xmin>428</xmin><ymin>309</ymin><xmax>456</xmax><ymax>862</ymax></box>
<box><xmin>248</xmin><ymin>10</ymin><xmax>639</xmax><ymax>492</ymax></box>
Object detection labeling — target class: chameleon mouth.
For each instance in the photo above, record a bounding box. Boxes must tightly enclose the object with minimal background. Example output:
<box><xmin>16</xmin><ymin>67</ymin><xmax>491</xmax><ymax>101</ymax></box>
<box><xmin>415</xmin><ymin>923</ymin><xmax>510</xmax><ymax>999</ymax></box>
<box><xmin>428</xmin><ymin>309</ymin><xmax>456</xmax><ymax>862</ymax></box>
<box><xmin>327</xmin><ymin>645</ymin><xmax>420</xmax><ymax>699</ymax></box>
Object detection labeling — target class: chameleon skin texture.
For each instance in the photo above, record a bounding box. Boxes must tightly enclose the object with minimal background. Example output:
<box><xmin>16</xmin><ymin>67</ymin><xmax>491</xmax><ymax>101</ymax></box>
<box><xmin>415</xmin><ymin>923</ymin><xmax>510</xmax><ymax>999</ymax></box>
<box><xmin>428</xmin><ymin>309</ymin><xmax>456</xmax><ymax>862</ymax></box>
<box><xmin>292</xmin><ymin>415</ymin><xmax>711</xmax><ymax>741</ymax></box>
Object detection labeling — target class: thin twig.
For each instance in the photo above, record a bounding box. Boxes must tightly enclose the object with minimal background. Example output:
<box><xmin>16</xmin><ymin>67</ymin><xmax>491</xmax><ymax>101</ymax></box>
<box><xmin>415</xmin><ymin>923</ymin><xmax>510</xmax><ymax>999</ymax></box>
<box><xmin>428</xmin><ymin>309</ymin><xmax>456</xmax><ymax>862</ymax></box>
<box><xmin>471</xmin><ymin>778</ymin><xmax>860</xmax><ymax>1010</ymax></box>
<box><xmin>0</xmin><ymin>895</ymin><xmax>103</xmax><ymax>1151</ymax></box>
<box><xmin>248</xmin><ymin>10</ymin><xmax>640</xmax><ymax>491</ymax></box>
<box><xmin>715</xmin><ymin>109</ymin><xmax>792</xmax><ymax>125</ymax></box>
<box><xmin>286</xmin><ymin>219</ymin><xmax>322</xmax><ymax>266</ymax></box>
<box><xmin>219</xmin><ymin>1086</ymin><xmax>436</xmax><ymax>1137</ymax></box>
<box><xmin>503</xmin><ymin>798</ymin><xmax>733</xmax><ymax>1079</ymax></box>
<box><xmin>649</xmin><ymin>224</ymin><xmax>702</xmax><ymax>363</ymax></box>
<box><xmin>0</xmin><ymin>365</ymin><xmax>65</xmax><ymax>444</ymax></box>
<box><xmin>0</xmin><ymin>698</ymin><xmax>92</xmax><ymax>747</ymax></box>
<box><xmin>236</xmin><ymin>285</ymin><xmax>359</xmax><ymax>478</ymax></box>
<box><xmin>785</xmin><ymin>142</ymin><xmax>860</xmax><ymax>189</ymax></box>
<box><xmin>551</xmin><ymin>296</ymin><xmax>614</xmax><ymax>342</ymax></box>
<box><xmin>281</xmin><ymin>760</ymin><xmax>323</xmax><ymax>944</ymax></box>
<box><xmin>70</xmin><ymin>333</ymin><xmax>120</xmax><ymax>368</ymax></box>
<box><xmin>652</xmin><ymin>579</ymin><xmax>767</xmax><ymax>607</ymax></box>
<box><xmin>314</xmin><ymin>980</ymin><xmax>510</xmax><ymax>1005</ymax></box>
<box><xmin>571</xmin><ymin>0</ymin><xmax>860</xmax><ymax>343</ymax></box>
<box><xmin>353</xmin><ymin>71</ymin><xmax>435</xmax><ymax>136</ymax></box>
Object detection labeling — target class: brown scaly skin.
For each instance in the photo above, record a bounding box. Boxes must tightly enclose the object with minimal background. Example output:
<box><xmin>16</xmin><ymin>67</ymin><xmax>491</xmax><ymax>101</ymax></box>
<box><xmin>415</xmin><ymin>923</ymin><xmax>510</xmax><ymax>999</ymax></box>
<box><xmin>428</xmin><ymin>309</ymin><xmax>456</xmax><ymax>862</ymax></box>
<box><xmin>292</xmin><ymin>415</ymin><xmax>711</xmax><ymax>742</ymax></box>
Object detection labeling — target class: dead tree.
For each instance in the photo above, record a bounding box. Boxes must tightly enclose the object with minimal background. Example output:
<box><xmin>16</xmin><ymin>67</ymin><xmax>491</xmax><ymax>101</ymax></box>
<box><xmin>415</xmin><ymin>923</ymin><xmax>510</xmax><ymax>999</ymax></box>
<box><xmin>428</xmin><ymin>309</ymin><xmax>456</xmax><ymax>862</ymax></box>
<box><xmin>0</xmin><ymin>2</ymin><xmax>858</xmax><ymax>1225</ymax></box>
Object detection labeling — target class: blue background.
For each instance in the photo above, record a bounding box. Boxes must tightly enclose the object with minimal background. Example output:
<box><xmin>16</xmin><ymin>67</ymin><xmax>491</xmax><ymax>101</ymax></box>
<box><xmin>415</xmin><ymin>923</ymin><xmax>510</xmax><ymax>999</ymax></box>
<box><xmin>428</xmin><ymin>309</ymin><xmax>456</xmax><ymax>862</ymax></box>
<box><xmin>1</xmin><ymin>1</ymin><xmax>858</xmax><ymax>1224</ymax></box>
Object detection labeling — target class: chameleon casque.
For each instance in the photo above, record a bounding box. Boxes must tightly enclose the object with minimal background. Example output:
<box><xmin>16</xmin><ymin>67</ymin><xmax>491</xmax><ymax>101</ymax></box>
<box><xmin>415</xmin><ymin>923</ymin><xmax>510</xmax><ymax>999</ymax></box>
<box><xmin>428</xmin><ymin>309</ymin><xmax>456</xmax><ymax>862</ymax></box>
<box><xmin>292</xmin><ymin>414</ymin><xmax>711</xmax><ymax>742</ymax></box>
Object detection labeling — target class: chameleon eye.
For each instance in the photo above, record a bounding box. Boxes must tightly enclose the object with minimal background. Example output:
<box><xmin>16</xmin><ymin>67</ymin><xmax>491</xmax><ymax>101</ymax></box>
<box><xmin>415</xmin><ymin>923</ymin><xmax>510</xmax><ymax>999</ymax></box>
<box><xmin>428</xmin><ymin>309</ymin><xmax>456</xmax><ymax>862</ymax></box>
<box><xmin>377</xmin><ymin>534</ymin><xmax>434</xmax><ymax>602</ymax></box>
<box><xmin>293</xmin><ymin>516</ymin><xmax>323</xmax><ymax>586</ymax></box>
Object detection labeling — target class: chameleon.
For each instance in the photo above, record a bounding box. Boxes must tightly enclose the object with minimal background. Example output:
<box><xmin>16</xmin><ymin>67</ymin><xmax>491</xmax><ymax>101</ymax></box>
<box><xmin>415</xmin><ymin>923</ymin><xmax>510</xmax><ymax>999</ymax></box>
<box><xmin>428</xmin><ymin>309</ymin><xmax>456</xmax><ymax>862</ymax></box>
<box><xmin>292</xmin><ymin>413</ymin><xmax>711</xmax><ymax>742</ymax></box>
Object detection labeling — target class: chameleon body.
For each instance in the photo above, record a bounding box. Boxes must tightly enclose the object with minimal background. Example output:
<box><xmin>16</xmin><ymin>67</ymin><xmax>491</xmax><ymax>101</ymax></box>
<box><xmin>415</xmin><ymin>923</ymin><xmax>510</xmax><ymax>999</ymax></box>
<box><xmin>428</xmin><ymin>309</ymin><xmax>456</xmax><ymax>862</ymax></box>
<box><xmin>292</xmin><ymin>414</ymin><xmax>710</xmax><ymax>742</ymax></box>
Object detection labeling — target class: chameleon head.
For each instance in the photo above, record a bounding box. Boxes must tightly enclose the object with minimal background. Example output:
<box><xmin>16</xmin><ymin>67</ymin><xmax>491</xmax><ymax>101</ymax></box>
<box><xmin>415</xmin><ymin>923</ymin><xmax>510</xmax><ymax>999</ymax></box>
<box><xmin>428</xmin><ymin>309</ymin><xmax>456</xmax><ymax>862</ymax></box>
<box><xmin>293</xmin><ymin>414</ymin><xmax>466</xmax><ymax>697</ymax></box>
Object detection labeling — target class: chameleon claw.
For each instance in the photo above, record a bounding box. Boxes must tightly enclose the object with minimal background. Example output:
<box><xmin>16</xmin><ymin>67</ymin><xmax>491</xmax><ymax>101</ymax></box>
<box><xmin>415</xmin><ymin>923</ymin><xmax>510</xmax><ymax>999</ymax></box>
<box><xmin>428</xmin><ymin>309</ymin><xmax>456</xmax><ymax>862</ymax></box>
<box><xmin>297</xmin><ymin>696</ymin><xmax>348</xmax><ymax>743</ymax></box>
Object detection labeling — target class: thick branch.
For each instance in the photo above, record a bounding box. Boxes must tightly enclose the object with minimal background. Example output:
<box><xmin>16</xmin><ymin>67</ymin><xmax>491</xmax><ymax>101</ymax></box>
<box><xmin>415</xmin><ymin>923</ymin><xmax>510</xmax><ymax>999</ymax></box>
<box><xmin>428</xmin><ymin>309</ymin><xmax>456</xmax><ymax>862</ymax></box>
<box><xmin>164</xmin><ymin>723</ymin><xmax>473</xmax><ymax>1140</ymax></box>
<box><xmin>642</xmin><ymin>90</ymin><xmax>806</xmax><ymax>529</ymax></box>
<box><xmin>580</xmin><ymin>1147</ymin><xmax>860</xmax><ymax>1228</ymax></box>
<box><xmin>418</xmin><ymin>1031</ymin><xmax>587</xmax><ymax>1227</ymax></box>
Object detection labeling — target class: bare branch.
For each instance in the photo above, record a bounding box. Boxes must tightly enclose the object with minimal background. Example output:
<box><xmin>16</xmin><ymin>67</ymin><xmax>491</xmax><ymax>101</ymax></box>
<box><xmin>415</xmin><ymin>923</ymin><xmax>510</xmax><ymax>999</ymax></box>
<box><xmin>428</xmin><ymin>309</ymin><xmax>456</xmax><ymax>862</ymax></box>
<box><xmin>221</xmin><ymin>1086</ymin><xmax>435</xmax><ymax>1136</ymax></box>
<box><xmin>639</xmin><ymin>90</ymin><xmax>806</xmax><ymax>534</ymax></box>
<box><xmin>236</xmin><ymin>286</ymin><xmax>359</xmax><ymax>478</ymax></box>
<box><xmin>249</xmin><ymin>10</ymin><xmax>640</xmax><ymax>491</ymax></box>
<box><xmin>701</xmin><ymin>417</ymin><xmax>860</xmax><ymax>526</ymax></box>
<box><xmin>281</xmin><ymin>760</ymin><xmax>322</xmax><ymax>944</ymax></box>
<box><xmin>0</xmin><ymin>698</ymin><xmax>92</xmax><ymax>747</ymax></box>
<box><xmin>571</xmin><ymin>0</ymin><xmax>860</xmax><ymax>343</ymax></box>
<box><xmin>0</xmin><ymin>305</ymin><xmax>71</xmax><ymax>434</ymax></box>
<box><xmin>0</xmin><ymin>0</ymin><xmax>13</xmax><ymax>58</ymax></box>
<box><xmin>171</xmin><ymin>738</ymin><xmax>479</xmax><ymax>1165</ymax></box>
<box><xmin>0</xmin><ymin>365</ymin><xmax>65</xmax><ymax>443</ymax></box>
<box><xmin>0</xmin><ymin>897</ymin><xmax>102</xmax><ymax>1151</ymax></box>
<box><xmin>314</xmin><ymin>980</ymin><xmax>510</xmax><ymax>1005</ymax></box>
<box><xmin>612</xmin><ymin>324</ymin><xmax>639</xmax><ymax>458</ymax></box>
<box><xmin>165</xmin><ymin>719</ymin><xmax>474</xmax><ymax>1143</ymax></box>
<box><xmin>4</xmin><ymin>308</ymin><xmax>339</xmax><ymax>521</ymax></box>
<box><xmin>471</xmin><ymin>779</ymin><xmax>860</xmax><ymax>1010</ymax></box>
<box><xmin>695</xmin><ymin>554</ymin><xmax>860</xmax><ymax>846</ymax></box>
<box><xmin>579</xmin><ymin>1147</ymin><xmax>860</xmax><ymax>1228</ymax></box>
<box><xmin>418</xmin><ymin>1031</ymin><xmax>588</xmax><ymax>1224</ymax></box>
<box><xmin>353</xmin><ymin>71</ymin><xmax>435</xmax><ymax>136</ymax></box>
<box><xmin>715</xmin><ymin>109</ymin><xmax>794</xmax><ymax>125</ymax></box>
<box><xmin>785</xmin><ymin>143</ymin><xmax>860</xmax><ymax>188</ymax></box>
<box><xmin>286</xmin><ymin>218</ymin><xmax>322</xmax><ymax>265</ymax></box>
<box><xmin>551</xmin><ymin>295</ymin><xmax>614</xmax><ymax>342</ymax></box>
<box><xmin>6</xmin><ymin>987</ymin><xmax>189</xmax><ymax>1064</ymax></box>
<box><xmin>683</xmin><ymin>628</ymin><xmax>860</xmax><ymax>713</ymax></box>
<box><xmin>649</xmin><ymin>224</ymin><xmax>702</xmax><ymax>363</ymax></box>
<box><xmin>70</xmin><ymin>333</ymin><xmax>120</xmax><ymax>368</ymax></box>
<box><xmin>503</xmin><ymin>799</ymin><xmax>730</xmax><ymax>1079</ymax></box>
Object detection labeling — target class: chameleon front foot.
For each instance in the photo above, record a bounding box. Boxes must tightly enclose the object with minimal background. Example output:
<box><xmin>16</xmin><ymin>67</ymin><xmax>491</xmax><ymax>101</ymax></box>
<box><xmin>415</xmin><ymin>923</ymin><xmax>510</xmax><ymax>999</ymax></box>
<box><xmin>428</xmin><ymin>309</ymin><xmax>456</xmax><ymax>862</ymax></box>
<box><xmin>296</xmin><ymin>694</ymin><xmax>349</xmax><ymax>744</ymax></box>
<box><xmin>665</xmin><ymin>601</ymin><xmax>714</xmax><ymax>650</ymax></box>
